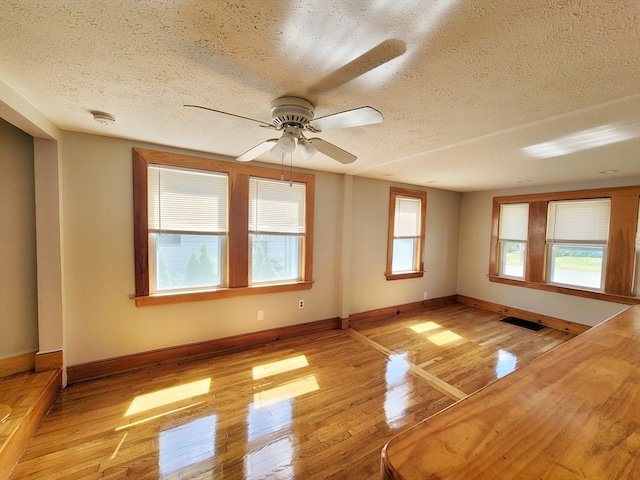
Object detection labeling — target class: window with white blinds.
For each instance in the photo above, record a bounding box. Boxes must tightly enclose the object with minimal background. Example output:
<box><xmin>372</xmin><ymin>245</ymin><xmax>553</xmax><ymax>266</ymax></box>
<box><xmin>392</xmin><ymin>196</ymin><xmax>422</xmax><ymax>273</ymax></box>
<box><xmin>489</xmin><ymin>187</ymin><xmax>640</xmax><ymax>301</ymax></box>
<box><xmin>498</xmin><ymin>203</ymin><xmax>529</xmax><ymax>279</ymax></box>
<box><xmin>546</xmin><ymin>198</ymin><xmax>611</xmax><ymax>290</ymax></box>
<box><xmin>249</xmin><ymin>177</ymin><xmax>306</xmax><ymax>284</ymax></box>
<box><xmin>386</xmin><ymin>188</ymin><xmax>427</xmax><ymax>279</ymax></box>
<box><xmin>147</xmin><ymin>165</ymin><xmax>228</xmax><ymax>293</ymax></box>
<box><xmin>133</xmin><ymin>148</ymin><xmax>316</xmax><ymax>305</ymax></box>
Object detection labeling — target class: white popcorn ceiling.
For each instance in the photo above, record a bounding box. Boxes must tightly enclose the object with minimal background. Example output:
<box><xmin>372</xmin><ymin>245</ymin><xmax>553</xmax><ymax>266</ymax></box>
<box><xmin>0</xmin><ymin>0</ymin><xmax>638</xmax><ymax>191</ymax></box>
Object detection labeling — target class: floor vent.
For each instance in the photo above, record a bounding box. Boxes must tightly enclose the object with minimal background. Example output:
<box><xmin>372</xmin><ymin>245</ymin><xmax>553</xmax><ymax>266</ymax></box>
<box><xmin>500</xmin><ymin>316</ymin><xmax>546</xmax><ymax>331</ymax></box>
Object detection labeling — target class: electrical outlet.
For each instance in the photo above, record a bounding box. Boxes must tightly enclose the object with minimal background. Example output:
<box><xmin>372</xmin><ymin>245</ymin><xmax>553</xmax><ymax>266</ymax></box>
<box><xmin>298</xmin><ymin>300</ymin><xmax>304</xmax><ymax>309</ymax></box>
<box><xmin>257</xmin><ymin>310</ymin><xmax>264</xmax><ymax>321</ymax></box>
<box><xmin>423</xmin><ymin>291</ymin><xmax>428</xmax><ymax>300</ymax></box>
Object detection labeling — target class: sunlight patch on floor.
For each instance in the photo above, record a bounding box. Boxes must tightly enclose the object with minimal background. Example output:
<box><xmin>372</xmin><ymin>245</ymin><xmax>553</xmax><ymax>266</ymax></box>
<box><xmin>125</xmin><ymin>378</ymin><xmax>211</xmax><ymax>417</ymax></box>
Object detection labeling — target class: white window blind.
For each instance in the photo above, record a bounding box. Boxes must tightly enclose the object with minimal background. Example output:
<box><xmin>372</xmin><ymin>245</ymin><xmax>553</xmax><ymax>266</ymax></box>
<box><xmin>249</xmin><ymin>177</ymin><xmax>305</xmax><ymax>233</ymax></box>
<box><xmin>148</xmin><ymin>165</ymin><xmax>227</xmax><ymax>233</ymax></box>
<box><xmin>546</xmin><ymin>199</ymin><xmax>611</xmax><ymax>242</ymax></box>
<box><xmin>394</xmin><ymin>197</ymin><xmax>421</xmax><ymax>237</ymax></box>
<box><xmin>499</xmin><ymin>203</ymin><xmax>529</xmax><ymax>241</ymax></box>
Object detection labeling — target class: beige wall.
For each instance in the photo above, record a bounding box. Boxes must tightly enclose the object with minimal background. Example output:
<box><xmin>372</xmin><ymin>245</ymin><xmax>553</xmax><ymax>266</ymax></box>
<box><xmin>61</xmin><ymin>132</ymin><xmax>460</xmax><ymax>366</ymax></box>
<box><xmin>0</xmin><ymin>118</ymin><xmax>39</xmax><ymax>358</ymax></box>
<box><xmin>456</xmin><ymin>177</ymin><xmax>640</xmax><ymax>327</ymax></box>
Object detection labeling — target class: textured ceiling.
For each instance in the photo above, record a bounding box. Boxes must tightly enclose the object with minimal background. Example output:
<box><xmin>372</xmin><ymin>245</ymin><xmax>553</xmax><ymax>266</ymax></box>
<box><xmin>1</xmin><ymin>0</ymin><xmax>638</xmax><ymax>191</ymax></box>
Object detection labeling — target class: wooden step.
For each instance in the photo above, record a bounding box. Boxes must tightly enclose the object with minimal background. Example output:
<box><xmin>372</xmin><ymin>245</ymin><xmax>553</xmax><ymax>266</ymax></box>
<box><xmin>0</xmin><ymin>369</ymin><xmax>62</xmax><ymax>480</ymax></box>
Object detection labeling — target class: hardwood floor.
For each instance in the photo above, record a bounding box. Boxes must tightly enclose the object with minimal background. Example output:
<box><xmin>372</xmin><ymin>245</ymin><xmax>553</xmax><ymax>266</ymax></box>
<box><xmin>9</xmin><ymin>305</ymin><xmax>576</xmax><ymax>479</ymax></box>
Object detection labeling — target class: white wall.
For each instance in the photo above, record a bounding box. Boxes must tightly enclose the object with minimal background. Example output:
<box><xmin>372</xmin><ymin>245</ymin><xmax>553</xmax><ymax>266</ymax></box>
<box><xmin>457</xmin><ymin>177</ymin><xmax>640</xmax><ymax>326</ymax></box>
<box><xmin>0</xmin><ymin>118</ymin><xmax>38</xmax><ymax>358</ymax></box>
<box><xmin>60</xmin><ymin>132</ymin><xmax>462</xmax><ymax>366</ymax></box>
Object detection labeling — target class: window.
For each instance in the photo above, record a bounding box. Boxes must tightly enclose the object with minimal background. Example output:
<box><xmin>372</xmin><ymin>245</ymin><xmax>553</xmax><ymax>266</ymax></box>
<box><xmin>133</xmin><ymin>148</ymin><xmax>315</xmax><ymax>306</ymax></box>
<box><xmin>386</xmin><ymin>187</ymin><xmax>427</xmax><ymax>280</ymax></box>
<box><xmin>489</xmin><ymin>186</ymin><xmax>640</xmax><ymax>304</ymax></box>
<box><xmin>249</xmin><ymin>177</ymin><xmax>305</xmax><ymax>285</ymax></box>
<box><xmin>546</xmin><ymin>199</ymin><xmax>610</xmax><ymax>290</ymax></box>
<box><xmin>148</xmin><ymin>165</ymin><xmax>227</xmax><ymax>293</ymax></box>
<box><xmin>498</xmin><ymin>203</ymin><xmax>529</xmax><ymax>279</ymax></box>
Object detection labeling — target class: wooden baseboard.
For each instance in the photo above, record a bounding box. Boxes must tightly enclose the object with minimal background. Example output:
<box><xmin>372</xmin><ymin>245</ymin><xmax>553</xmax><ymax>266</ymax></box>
<box><xmin>455</xmin><ymin>295</ymin><xmax>591</xmax><ymax>335</ymax></box>
<box><xmin>0</xmin><ymin>369</ymin><xmax>62</xmax><ymax>480</ymax></box>
<box><xmin>0</xmin><ymin>352</ymin><xmax>36</xmax><ymax>378</ymax></box>
<box><xmin>67</xmin><ymin>317</ymin><xmax>340</xmax><ymax>384</ymax></box>
<box><xmin>35</xmin><ymin>351</ymin><xmax>63</xmax><ymax>373</ymax></box>
<box><xmin>348</xmin><ymin>296</ymin><xmax>457</xmax><ymax>327</ymax></box>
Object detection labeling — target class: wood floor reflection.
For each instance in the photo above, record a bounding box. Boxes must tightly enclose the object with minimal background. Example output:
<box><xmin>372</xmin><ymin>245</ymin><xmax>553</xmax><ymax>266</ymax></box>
<box><xmin>10</xmin><ymin>305</ymin><xmax>576</xmax><ymax>479</ymax></box>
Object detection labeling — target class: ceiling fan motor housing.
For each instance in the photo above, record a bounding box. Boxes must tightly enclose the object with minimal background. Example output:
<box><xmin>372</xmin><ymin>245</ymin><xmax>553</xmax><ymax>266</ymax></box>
<box><xmin>270</xmin><ymin>96</ymin><xmax>315</xmax><ymax>129</ymax></box>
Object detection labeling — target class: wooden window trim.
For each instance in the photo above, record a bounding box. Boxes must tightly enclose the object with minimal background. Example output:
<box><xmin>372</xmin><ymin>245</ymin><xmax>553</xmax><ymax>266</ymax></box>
<box><xmin>386</xmin><ymin>187</ymin><xmax>427</xmax><ymax>281</ymax></box>
<box><xmin>132</xmin><ymin>148</ymin><xmax>314</xmax><ymax>307</ymax></box>
<box><xmin>489</xmin><ymin>185</ymin><xmax>640</xmax><ymax>304</ymax></box>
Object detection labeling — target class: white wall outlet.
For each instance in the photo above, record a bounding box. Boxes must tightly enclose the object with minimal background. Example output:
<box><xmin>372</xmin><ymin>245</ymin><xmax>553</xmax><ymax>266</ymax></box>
<box><xmin>257</xmin><ymin>309</ymin><xmax>264</xmax><ymax>321</ymax></box>
<box><xmin>298</xmin><ymin>300</ymin><xmax>304</xmax><ymax>309</ymax></box>
<box><xmin>423</xmin><ymin>291</ymin><xmax>428</xmax><ymax>300</ymax></box>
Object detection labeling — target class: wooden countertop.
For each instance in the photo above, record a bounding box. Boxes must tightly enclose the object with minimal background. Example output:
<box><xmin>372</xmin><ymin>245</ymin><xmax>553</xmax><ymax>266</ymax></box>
<box><xmin>381</xmin><ymin>305</ymin><xmax>640</xmax><ymax>480</ymax></box>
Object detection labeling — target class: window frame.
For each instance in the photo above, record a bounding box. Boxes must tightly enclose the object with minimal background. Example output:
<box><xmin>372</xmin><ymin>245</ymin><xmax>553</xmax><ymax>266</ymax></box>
<box><xmin>133</xmin><ymin>148</ymin><xmax>314</xmax><ymax>307</ymax></box>
<box><xmin>385</xmin><ymin>187</ymin><xmax>427</xmax><ymax>281</ymax></box>
<box><xmin>489</xmin><ymin>186</ymin><xmax>640</xmax><ymax>304</ymax></box>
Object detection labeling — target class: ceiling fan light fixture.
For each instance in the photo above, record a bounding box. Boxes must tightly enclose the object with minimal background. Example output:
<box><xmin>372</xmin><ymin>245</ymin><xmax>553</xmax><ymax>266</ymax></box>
<box><xmin>298</xmin><ymin>137</ymin><xmax>317</xmax><ymax>160</ymax></box>
<box><xmin>276</xmin><ymin>131</ymin><xmax>296</xmax><ymax>153</ymax></box>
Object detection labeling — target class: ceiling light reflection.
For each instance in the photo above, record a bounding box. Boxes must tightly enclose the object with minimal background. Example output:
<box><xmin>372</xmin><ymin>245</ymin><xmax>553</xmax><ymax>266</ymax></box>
<box><xmin>522</xmin><ymin>125</ymin><xmax>635</xmax><ymax>159</ymax></box>
<box><xmin>252</xmin><ymin>355</ymin><xmax>309</xmax><ymax>380</ymax></box>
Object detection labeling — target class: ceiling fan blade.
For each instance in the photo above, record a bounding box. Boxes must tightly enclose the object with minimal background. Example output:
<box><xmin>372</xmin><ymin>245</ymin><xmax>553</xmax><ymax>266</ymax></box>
<box><xmin>184</xmin><ymin>104</ymin><xmax>274</xmax><ymax>129</ymax></box>
<box><xmin>308</xmin><ymin>138</ymin><xmax>357</xmax><ymax>164</ymax></box>
<box><xmin>305</xmin><ymin>39</ymin><xmax>406</xmax><ymax>97</ymax></box>
<box><xmin>236</xmin><ymin>139</ymin><xmax>278</xmax><ymax>162</ymax></box>
<box><xmin>309</xmin><ymin>106</ymin><xmax>383</xmax><ymax>132</ymax></box>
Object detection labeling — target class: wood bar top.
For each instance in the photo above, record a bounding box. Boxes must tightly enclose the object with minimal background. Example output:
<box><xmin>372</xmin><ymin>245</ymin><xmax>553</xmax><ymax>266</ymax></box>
<box><xmin>381</xmin><ymin>305</ymin><xmax>640</xmax><ymax>479</ymax></box>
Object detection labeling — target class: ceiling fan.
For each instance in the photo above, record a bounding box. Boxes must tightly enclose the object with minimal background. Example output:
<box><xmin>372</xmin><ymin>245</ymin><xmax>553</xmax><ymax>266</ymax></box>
<box><xmin>185</xmin><ymin>96</ymin><xmax>383</xmax><ymax>164</ymax></box>
<box><xmin>185</xmin><ymin>40</ymin><xmax>406</xmax><ymax>165</ymax></box>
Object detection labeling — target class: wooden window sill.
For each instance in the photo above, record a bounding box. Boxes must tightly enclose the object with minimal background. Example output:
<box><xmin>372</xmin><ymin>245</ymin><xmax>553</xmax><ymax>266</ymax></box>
<box><xmin>385</xmin><ymin>271</ymin><xmax>424</xmax><ymax>281</ymax></box>
<box><xmin>133</xmin><ymin>281</ymin><xmax>313</xmax><ymax>307</ymax></box>
<box><xmin>488</xmin><ymin>275</ymin><xmax>640</xmax><ymax>305</ymax></box>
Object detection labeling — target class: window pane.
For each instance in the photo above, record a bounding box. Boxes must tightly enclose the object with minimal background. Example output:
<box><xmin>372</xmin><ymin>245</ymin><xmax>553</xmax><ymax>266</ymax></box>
<box><xmin>500</xmin><ymin>241</ymin><xmax>526</xmax><ymax>278</ymax></box>
<box><xmin>392</xmin><ymin>238</ymin><xmax>416</xmax><ymax>273</ymax></box>
<box><xmin>549</xmin><ymin>244</ymin><xmax>604</xmax><ymax>289</ymax></box>
<box><xmin>153</xmin><ymin>234</ymin><xmax>223</xmax><ymax>291</ymax></box>
<box><xmin>251</xmin><ymin>235</ymin><xmax>300</xmax><ymax>284</ymax></box>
